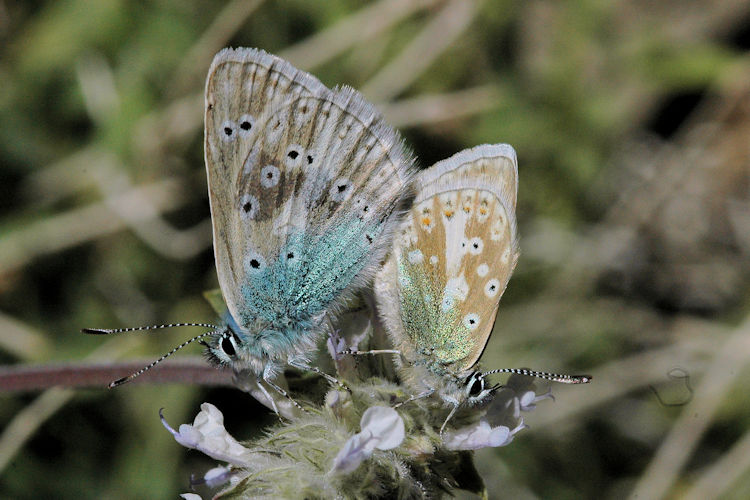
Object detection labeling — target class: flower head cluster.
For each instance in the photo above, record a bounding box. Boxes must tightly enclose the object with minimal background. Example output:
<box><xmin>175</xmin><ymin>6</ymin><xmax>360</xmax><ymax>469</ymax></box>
<box><xmin>161</xmin><ymin>331</ymin><xmax>562</xmax><ymax>499</ymax></box>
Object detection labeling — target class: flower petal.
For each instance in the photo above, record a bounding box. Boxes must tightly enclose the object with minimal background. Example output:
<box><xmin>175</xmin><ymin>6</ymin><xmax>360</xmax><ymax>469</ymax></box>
<box><xmin>360</xmin><ymin>406</ymin><xmax>405</xmax><ymax>450</ymax></box>
<box><xmin>486</xmin><ymin>425</ymin><xmax>511</xmax><ymax>447</ymax></box>
<box><xmin>161</xmin><ymin>404</ymin><xmax>253</xmax><ymax>466</ymax></box>
<box><xmin>331</xmin><ymin>407</ymin><xmax>405</xmax><ymax>474</ymax></box>
<box><xmin>443</xmin><ymin>418</ymin><xmax>527</xmax><ymax>450</ymax></box>
<box><xmin>203</xmin><ymin>466</ymin><xmax>233</xmax><ymax>488</ymax></box>
<box><xmin>519</xmin><ymin>389</ymin><xmax>554</xmax><ymax>412</ymax></box>
<box><xmin>331</xmin><ymin>430</ymin><xmax>374</xmax><ymax>473</ymax></box>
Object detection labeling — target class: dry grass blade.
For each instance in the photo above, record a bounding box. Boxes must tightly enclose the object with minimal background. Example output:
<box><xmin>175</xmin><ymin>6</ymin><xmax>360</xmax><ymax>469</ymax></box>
<box><xmin>0</xmin><ymin>176</ymin><xmax>196</xmax><ymax>276</ymax></box>
<box><xmin>89</xmin><ymin>159</ymin><xmax>212</xmax><ymax>259</ymax></box>
<box><xmin>279</xmin><ymin>0</ymin><xmax>439</xmax><ymax>70</ymax></box>
<box><xmin>683</xmin><ymin>425</ymin><xmax>750</xmax><ymax>500</ymax></box>
<box><xmin>170</xmin><ymin>0</ymin><xmax>266</xmax><ymax>96</ymax></box>
<box><xmin>361</xmin><ymin>0</ymin><xmax>480</xmax><ymax>102</ymax></box>
<box><xmin>0</xmin><ymin>313</ymin><xmax>50</xmax><ymax>361</ymax></box>
<box><xmin>379</xmin><ymin>85</ymin><xmax>502</xmax><ymax>128</ymax></box>
<box><xmin>0</xmin><ymin>388</ymin><xmax>74</xmax><ymax>474</ymax></box>
<box><xmin>529</xmin><ymin>335</ymin><xmax>715</xmax><ymax>429</ymax></box>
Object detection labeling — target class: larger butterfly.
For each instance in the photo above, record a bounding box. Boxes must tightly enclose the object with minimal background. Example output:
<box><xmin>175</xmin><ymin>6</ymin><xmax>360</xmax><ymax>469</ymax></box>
<box><xmin>200</xmin><ymin>48</ymin><xmax>416</xmax><ymax>393</ymax></box>
<box><xmin>84</xmin><ymin>48</ymin><xmax>416</xmax><ymax>400</ymax></box>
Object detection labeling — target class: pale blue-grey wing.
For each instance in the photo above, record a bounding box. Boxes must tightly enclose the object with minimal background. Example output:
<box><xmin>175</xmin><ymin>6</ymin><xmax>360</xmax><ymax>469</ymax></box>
<box><xmin>282</xmin><ymin>86</ymin><xmax>415</xmax><ymax>312</ymax></box>
<box><xmin>206</xmin><ymin>47</ymin><xmax>415</xmax><ymax>333</ymax></box>
<box><xmin>205</xmin><ymin>48</ymin><xmax>329</xmax><ymax>331</ymax></box>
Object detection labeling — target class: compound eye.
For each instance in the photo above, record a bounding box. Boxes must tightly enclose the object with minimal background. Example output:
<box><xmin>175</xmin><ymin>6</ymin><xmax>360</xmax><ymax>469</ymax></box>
<box><xmin>221</xmin><ymin>335</ymin><xmax>236</xmax><ymax>357</ymax></box>
<box><xmin>468</xmin><ymin>376</ymin><xmax>484</xmax><ymax>397</ymax></box>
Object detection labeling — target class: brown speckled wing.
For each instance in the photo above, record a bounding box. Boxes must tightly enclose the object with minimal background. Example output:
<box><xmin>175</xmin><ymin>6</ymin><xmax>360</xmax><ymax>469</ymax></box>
<box><xmin>376</xmin><ymin>145</ymin><xmax>518</xmax><ymax>373</ymax></box>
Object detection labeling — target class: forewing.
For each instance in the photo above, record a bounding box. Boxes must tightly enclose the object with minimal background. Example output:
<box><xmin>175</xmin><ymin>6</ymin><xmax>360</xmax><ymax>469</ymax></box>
<box><xmin>205</xmin><ymin>48</ymin><xmax>415</xmax><ymax>331</ymax></box>
<box><xmin>205</xmin><ymin>48</ymin><xmax>327</xmax><ymax>327</ymax></box>
<box><xmin>376</xmin><ymin>146</ymin><xmax>519</xmax><ymax>373</ymax></box>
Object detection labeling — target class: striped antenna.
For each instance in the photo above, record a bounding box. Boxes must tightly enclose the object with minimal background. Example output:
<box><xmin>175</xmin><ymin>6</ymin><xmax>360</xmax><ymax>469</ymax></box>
<box><xmin>81</xmin><ymin>322</ymin><xmax>219</xmax><ymax>335</ymax></box>
<box><xmin>483</xmin><ymin>368</ymin><xmax>591</xmax><ymax>384</ymax></box>
<box><xmin>107</xmin><ymin>331</ymin><xmax>217</xmax><ymax>388</ymax></box>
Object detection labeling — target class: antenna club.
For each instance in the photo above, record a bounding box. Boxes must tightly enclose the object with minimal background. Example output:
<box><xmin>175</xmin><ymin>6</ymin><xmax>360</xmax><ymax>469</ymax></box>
<box><xmin>82</xmin><ymin>328</ymin><xmax>112</xmax><ymax>334</ymax></box>
<box><xmin>109</xmin><ymin>377</ymin><xmax>129</xmax><ymax>388</ymax></box>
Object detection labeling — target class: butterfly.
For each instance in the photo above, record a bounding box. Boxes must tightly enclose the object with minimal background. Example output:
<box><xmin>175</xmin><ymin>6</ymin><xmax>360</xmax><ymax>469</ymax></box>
<box><xmin>374</xmin><ymin>144</ymin><xmax>589</xmax><ymax>433</ymax></box>
<box><xmin>203</xmin><ymin>47</ymin><xmax>419</xmax><ymax>391</ymax></box>
<box><xmin>85</xmin><ymin>48</ymin><xmax>416</xmax><ymax>406</ymax></box>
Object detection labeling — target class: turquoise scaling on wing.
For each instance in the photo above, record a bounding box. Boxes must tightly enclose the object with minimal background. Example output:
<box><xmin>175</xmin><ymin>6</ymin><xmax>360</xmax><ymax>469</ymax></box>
<box><xmin>397</xmin><ymin>256</ymin><xmax>472</xmax><ymax>366</ymax></box>
<box><xmin>237</xmin><ymin>218</ymin><xmax>380</xmax><ymax>350</ymax></box>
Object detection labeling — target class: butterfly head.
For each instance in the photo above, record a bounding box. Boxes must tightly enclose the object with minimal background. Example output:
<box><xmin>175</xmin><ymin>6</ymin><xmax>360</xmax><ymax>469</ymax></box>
<box><xmin>463</xmin><ymin>370</ymin><xmax>497</xmax><ymax>406</ymax></box>
<box><xmin>203</xmin><ymin>326</ymin><xmax>242</xmax><ymax>366</ymax></box>
<box><xmin>202</xmin><ymin>324</ymin><xmax>267</xmax><ymax>374</ymax></box>
<box><xmin>201</xmin><ymin>310</ymin><xmax>318</xmax><ymax>376</ymax></box>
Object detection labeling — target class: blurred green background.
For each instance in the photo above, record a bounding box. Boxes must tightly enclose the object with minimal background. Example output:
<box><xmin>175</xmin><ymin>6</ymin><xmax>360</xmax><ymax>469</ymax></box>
<box><xmin>2</xmin><ymin>0</ymin><xmax>750</xmax><ymax>498</ymax></box>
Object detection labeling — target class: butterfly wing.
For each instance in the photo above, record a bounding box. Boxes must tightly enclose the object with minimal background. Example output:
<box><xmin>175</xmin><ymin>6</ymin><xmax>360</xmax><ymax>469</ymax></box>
<box><xmin>418</xmin><ymin>144</ymin><xmax>517</xmax><ymax>208</ymax></box>
<box><xmin>205</xmin><ymin>48</ymin><xmax>415</xmax><ymax>334</ymax></box>
<box><xmin>376</xmin><ymin>144</ymin><xmax>519</xmax><ymax>374</ymax></box>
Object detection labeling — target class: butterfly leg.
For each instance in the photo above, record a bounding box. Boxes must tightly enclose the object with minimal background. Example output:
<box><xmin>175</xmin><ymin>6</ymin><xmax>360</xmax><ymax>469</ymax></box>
<box><xmin>288</xmin><ymin>358</ymin><xmax>351</xmax><ymax>393</ymax></box>
<box><xmin>340</xmin><ymin>348</ymin><xmax>401</xmax><ymax>356</ymax></box>
<box><xmin>394</xmin><ymin>388</ymin><xmax>435</xmax><ymax>408</ymax></box>
<box><xmin>322</xmin><ymin>313</ymin><xmax>401</xmax><ymax>358</ymax></box>
<box><xmin>261</xmin><ymin>366</ymin><xmax>307</xmax><ymax>415</ymax></box>
<box><xmin>439</xmin><ymin>403</ymin><xmax>460</xmax><ymax>436</ymax></box>
<box><xmin>254</xmin><ymin>376</ymin><xmax>281</xmax><ymax>416</ymax></box>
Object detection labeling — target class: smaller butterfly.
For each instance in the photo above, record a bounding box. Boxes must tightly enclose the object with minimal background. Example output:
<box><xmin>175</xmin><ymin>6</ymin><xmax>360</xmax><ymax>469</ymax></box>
<box><xmin>375</xmin><ymin>144</ymin><xmax>590</xmax><ymax>433</ymax></box>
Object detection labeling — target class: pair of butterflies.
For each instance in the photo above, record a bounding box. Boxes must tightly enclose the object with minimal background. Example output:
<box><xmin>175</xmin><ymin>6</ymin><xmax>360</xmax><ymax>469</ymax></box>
<box><xmin>87</xmin><ymin>48</ymin><xmax>588</xmax><ymax>428</ymax></box>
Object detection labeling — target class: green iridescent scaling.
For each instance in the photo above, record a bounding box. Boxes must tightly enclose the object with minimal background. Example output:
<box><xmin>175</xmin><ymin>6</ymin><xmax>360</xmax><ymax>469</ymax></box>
<box><xmin>397</xmin><ymin>257</ymin><xmax>472</xmax><ymax>368</ymax></box>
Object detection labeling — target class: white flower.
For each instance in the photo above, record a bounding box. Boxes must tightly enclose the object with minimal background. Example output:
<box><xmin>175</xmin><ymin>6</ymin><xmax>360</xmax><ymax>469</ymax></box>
<box><xmin>443</xmin><ymin>418</ymin><xmax>527</xmax><ymax>450</ymax></box>
<box><xmin>180</xmin><ymin>494</ymin><xmax>202</xmax><ymax>500</ymax></box>
<box><xmin>203</xmin><ymin>466</ymin><xmax>233</xmax><ymax>488</ymax></box>
<box><xmin>441</xmin><ymin>371</ymin><xmax>556</xmax><ymax>450</ymax></box>
<box><xmin>360</xmin><ymin>405</ymin><xmax>405</xmax><ymax>450</ymax></box>
<box><xmin>161</xmin><ymin>403</ymin><xmax>253</xmax><ymax>466</ymax></box>
<box><xmin>518</xmin><ymin>388</ymin><xmax>554</xmax><ymax>413</ymax></box>
<box><xmin>488</xmin><ymin>375</ymin><xmax>553</xmax><ymax>420</ymax></box>
<box><xmin>331</xmin><ymin>406</ymin><xmax>405</xmax><ymax>474</ymax></box>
